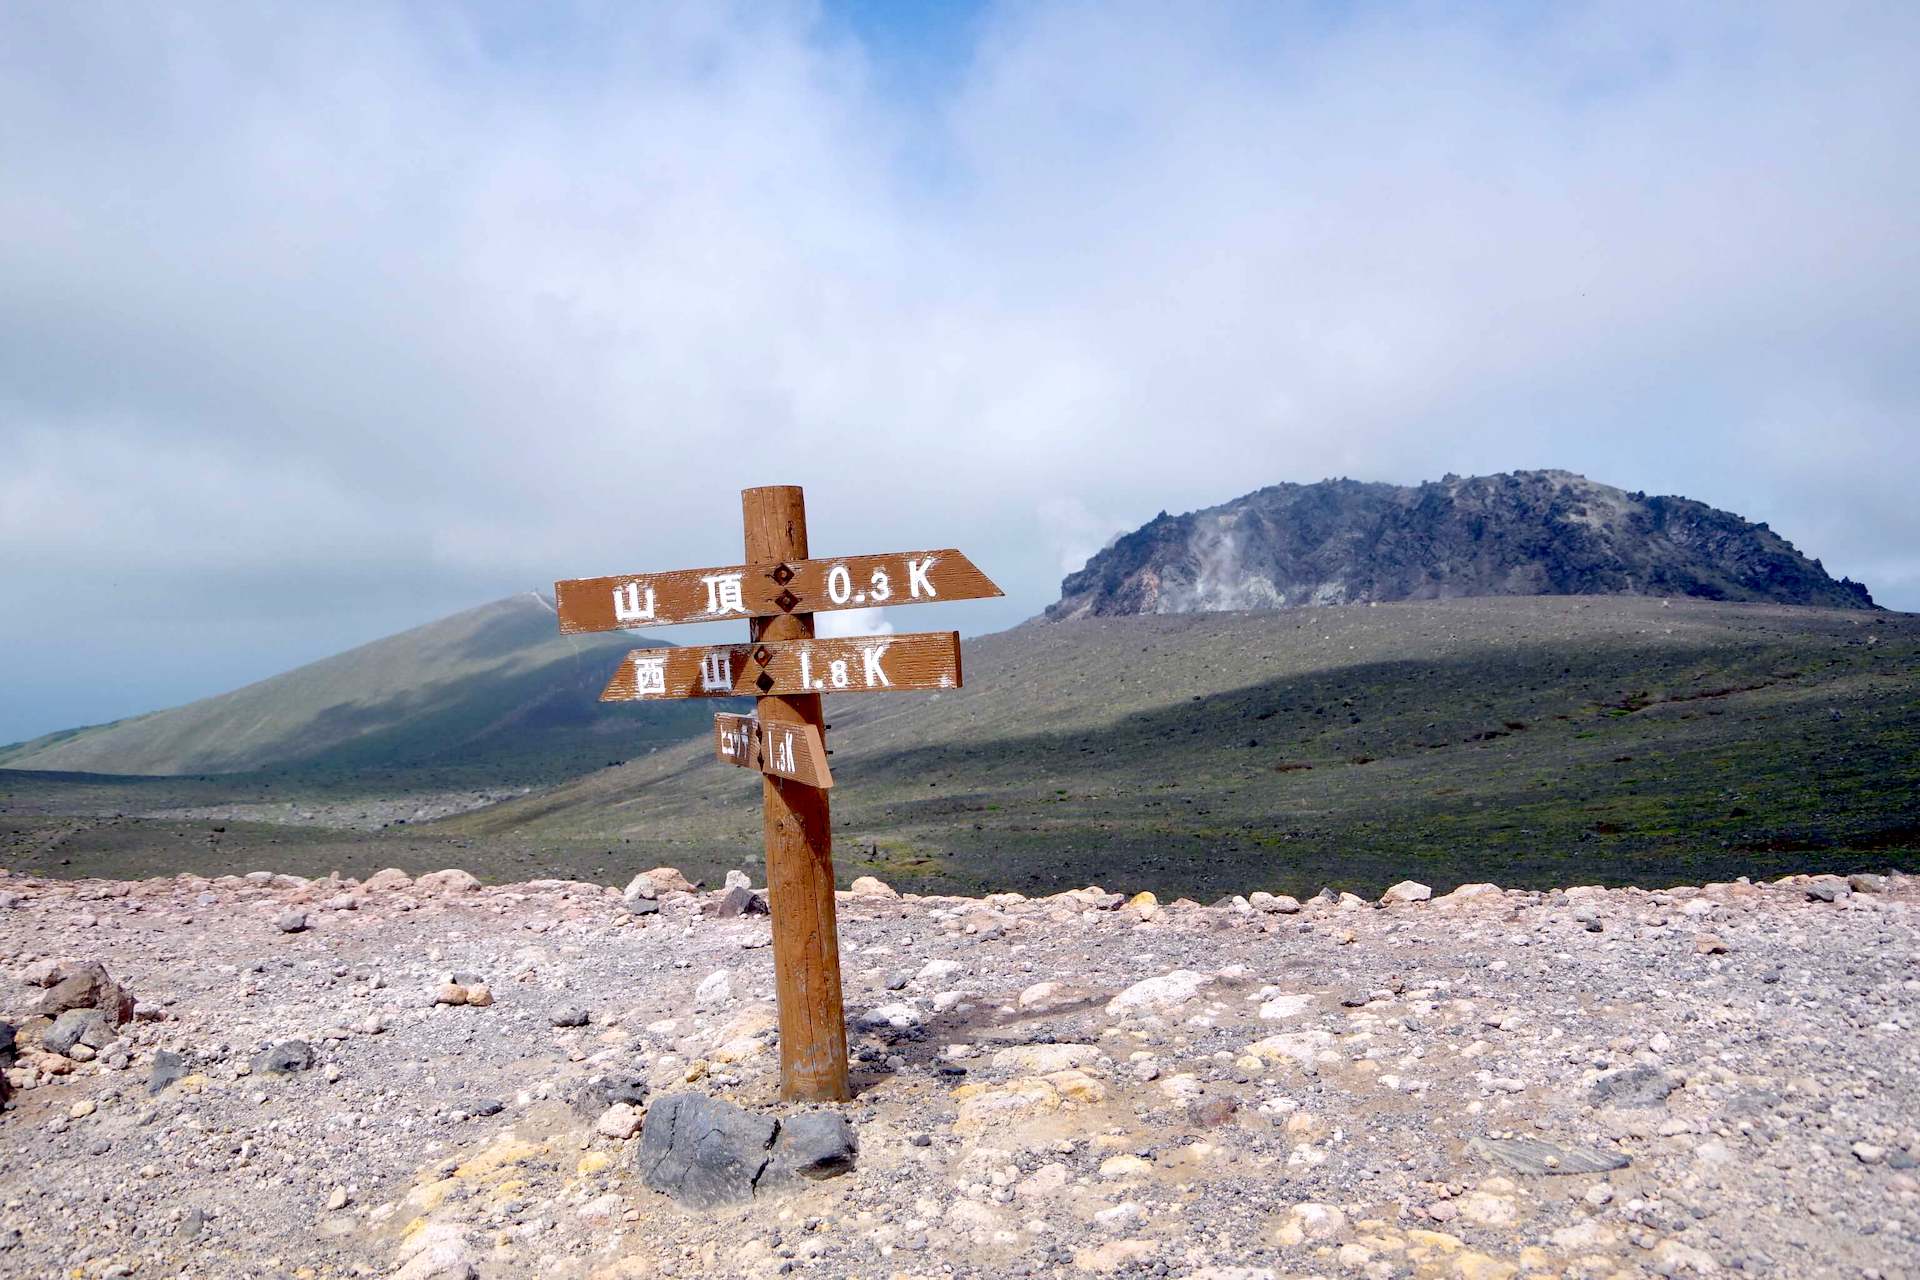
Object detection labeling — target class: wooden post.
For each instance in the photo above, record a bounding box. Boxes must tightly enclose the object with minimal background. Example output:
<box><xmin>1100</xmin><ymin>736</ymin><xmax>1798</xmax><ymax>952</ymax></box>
<box><xmin>741</xmin><ymin>485</ymin><xmax>850</xmax><ymax>1101</ymax></box>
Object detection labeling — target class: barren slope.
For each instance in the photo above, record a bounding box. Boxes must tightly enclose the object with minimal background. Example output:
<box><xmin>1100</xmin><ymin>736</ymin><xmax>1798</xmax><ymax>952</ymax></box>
<box><xmin>443</xmin><ymin>597</ymin><xmax>1920</xmax><ymax>899</ymax></box>
<box><xmin>0</xmin><ymin>595</ymin><xmax>711</xmax><ymax>779</ymax></box>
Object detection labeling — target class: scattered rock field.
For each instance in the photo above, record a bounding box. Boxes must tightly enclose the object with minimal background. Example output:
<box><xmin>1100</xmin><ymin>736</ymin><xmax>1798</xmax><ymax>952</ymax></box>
<box><xmin>1</xmin><ymin>866</ymin><xmax>1915</xmax><ymax>1279</ymax></box>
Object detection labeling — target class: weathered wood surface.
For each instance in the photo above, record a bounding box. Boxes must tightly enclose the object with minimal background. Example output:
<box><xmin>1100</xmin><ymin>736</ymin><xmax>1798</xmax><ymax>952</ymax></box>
<box><xmin>598</xmin><ymin>632</ymin><xmax>962</xmax><ymax>702</ymax></box>
<box><xmin>554</xmin><ymin>549</ymin><xmax>1000</xmax><ymax>634</ymax></box>
<box><xmin>713</xmin><ymin>712</ymin><xmax>834</xmax><ymax>789</ymax></box>
<box><xmin>743</xmin><ymin>485</ymin><xmax>850</xmax><ymax>1103</ymax></box>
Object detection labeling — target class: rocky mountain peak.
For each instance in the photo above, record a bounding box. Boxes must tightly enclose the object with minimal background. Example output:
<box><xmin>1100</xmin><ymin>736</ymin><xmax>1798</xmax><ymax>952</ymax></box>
<box><xmin>1047</xmin><ymin>469</ymin><xmax>1874</xmax><ymax>620</ymax></box>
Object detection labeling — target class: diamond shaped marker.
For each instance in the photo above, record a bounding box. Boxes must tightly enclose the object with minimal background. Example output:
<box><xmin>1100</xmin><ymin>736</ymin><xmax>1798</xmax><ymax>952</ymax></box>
<box><xmin>775</xmin><ymin>589</ymin><xmax>799</xmax><ymax>612</ymax></box>
<box><xmin>756</xmin><ymin>672</ymin><xmax>775</xmax><ymax>693</ymax></box>
<box><xmin>753</xmin><ymin>645</ymin><xmax>773</xmax><ymax>666</ymax></box>
<box><xmin>770</xmin><ymin>563</ymin><xmax>795</xmax><ymax>586</ymax></box>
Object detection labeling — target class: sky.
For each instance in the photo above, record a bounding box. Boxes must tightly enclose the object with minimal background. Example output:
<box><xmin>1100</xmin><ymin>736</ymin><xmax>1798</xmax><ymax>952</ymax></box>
<box><xmin>2</xmin><ymin>1</ymin><xmax>1917</xmax><ymax>745</ymax></box>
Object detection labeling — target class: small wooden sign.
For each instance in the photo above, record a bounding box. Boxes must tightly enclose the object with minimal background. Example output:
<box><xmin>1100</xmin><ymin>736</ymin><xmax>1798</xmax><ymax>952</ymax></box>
<box><xmin>714</xmin><ymin>713</ymin><xmax>834</xmax><ymax>789</ymax></box>
<box><xmin>598</xmin><ymin>632</ymin><xmax>962</xmax><ymax>703</ymax></box>
<box><xmin>555</xmin><ymin>549</ymin><xmax>1001</xmax><ymax>634</ymax></box>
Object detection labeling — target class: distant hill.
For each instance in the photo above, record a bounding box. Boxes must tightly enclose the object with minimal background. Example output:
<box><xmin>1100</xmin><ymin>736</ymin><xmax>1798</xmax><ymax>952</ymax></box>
<box><xmin>0</xmin><ymin>594</ymin><xmax>714</xmax><ymax>777</ymax></box>
<box><xmin>1048</xmin><ymin>470</ymin><xmax>1875</xmax><ymax>620</ymax></box>
<box><xmin>443</xmin><ymin>596</ymin><xmax>1919</xmax><ymax>899</ymax></box>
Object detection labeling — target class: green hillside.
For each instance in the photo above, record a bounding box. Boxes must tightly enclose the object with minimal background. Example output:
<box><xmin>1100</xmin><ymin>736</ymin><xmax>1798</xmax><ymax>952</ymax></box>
<box><xmin>0</xmin><ymin>594</ymin><xmax>714</xmax><ymax>781</ymax></box>
<box><xmin>443</xmin><ymin>597</ymin><xmax>1920</xmax><ymax>899</ymax></box>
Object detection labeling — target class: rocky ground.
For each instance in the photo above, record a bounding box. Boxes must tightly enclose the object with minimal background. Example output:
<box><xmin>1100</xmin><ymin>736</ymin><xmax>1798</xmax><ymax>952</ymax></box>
<box><xmin>1</xmin><ymin>864</ymin><xmax>1915</xmax><ymax>1280</ymax></box>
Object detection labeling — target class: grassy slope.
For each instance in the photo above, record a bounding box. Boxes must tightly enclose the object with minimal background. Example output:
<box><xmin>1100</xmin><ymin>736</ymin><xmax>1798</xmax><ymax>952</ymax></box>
<box><xmin>443</xmin><ymin>597</ymin><xmax>1920</xmax><ymax>899</ymax></box>
<box><xmin>0</xmin><ymin>594</ymin><xmax>718</xmax><ymax>782</ymax></box>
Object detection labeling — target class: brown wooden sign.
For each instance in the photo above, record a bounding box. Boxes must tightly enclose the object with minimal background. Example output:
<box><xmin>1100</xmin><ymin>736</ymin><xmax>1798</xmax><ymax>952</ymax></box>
<box><xmin>554</xmin><ymin>486</ymin><xmax>990</xmax><ymax>1103</ymax></box>
<box><xmin>714</xmin><ymin>712</ymin><xmax>833</xmax><ymax>789</ymax></box>
<box><xmin>554</xmin><ymin>549</ymin><xmax>1000</xmax><ymax>634</ymax></box>
<box><xmin>598</xmin><ymin>632</ymin><xmax>961</xmax><ymax>703</ymax></box>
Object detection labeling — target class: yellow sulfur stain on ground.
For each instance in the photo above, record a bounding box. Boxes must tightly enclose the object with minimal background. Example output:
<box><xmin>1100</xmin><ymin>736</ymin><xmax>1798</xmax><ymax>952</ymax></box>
<box><xmin>1045</xmin><ymin>1068</ymin><xmax>1107</xmax><ymax>1104</ymax></box>
<box><xmin>577</xmin><ymin>1152</ymin><xmax>614</xmax><ymax>1177</ymax></box>
<box><xmin>456</xmin><ymin>1137</ymin><xmax>546</xmax><ymax>1179</ymax></box>
<box><xmin>1452</xmin><ymin>1252</ymin><xmax>1520</xmax><ymax>1280</ymax></box>
<box><xmin>490</xmin><ymin>1179</ymin><xmax>529</xmax><ymax>1203</ymax></box>
<box><xmin>402</xmin><ymin>1181</ymin><xmax>453</xmax><ymax>1215</ymax></box>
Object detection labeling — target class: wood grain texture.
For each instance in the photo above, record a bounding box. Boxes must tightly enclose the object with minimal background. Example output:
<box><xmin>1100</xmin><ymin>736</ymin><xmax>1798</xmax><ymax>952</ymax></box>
<box><xmin>597</xmin><ymin>632</ymin><xmax>962</xmax><ymax>702</ymax></box>
<box><xmin>554</xmin><ymin>548</ymin><xmax>1000</xmax><ymax>634</ymax></box>
<box><xmin>743</xmin><ymin>485</ymin><xmax>850</xmax><ymax>1103</ymax></box>
<box><xmin>713</xmin><ymin>712</ymin><xmax>834</xmax><ymax>789</ymax></box>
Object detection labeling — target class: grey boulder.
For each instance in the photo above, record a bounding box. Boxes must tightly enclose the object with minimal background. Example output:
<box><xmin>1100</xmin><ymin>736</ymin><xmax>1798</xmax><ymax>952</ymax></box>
<box><xmin>148</xmin><ymin>1049</ymin><xmax>188</xmax><ymax>1095</ymax></box>
<box><xmin>253</xmin><ymin>1040</ymin><xmax>315</xmax><ymax>1075</ymax></box>
<box><xmin>35</xmin><ymin>962</ymin><xmax>134</xmax><ymax>1024</ymax></box>
<box><xmin>1589</xmin><ymin>1065</ymin><xmax>1678</xmax><ymax>1108</ymax></box>
<box><xmin>1471</xmin><ymin>1136</ymin><xmax>1630</xmax><ymax>1175</ymax></box>
<box><xmin>636</xmin><ymin>1092</ymin><xmax>779</xmax><ymax>1208</ymax></box>
<box><xmin>709</xmin><ymin>886</ymin><xmax>768</xmax><ymax>918</ymax></box>
<box><xmin>45</xmin><ymin>1009</ymin><xmax>114</xmax><ymax>1056</ymax></box>
<box><xmin>767</xmin><ymin>1111</ymin><xmax>858</xmax><ymax>1181</ymax></box>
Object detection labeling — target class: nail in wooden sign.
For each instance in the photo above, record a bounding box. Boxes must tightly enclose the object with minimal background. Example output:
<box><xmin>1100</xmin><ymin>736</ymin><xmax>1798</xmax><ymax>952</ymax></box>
<box><xmin>554</xmin><ymin>549</ymin><xmax>1001</xmax><ymax>634</ymax></box>
<box><xmin>599</xmin><ymin>632</ymin><xmax>961</xmax><ymax>702</ymax></box>
<box><xmin>714</xmin><ymin>713</ymin><xmax>834</xmax><ymax>789</ymax></box>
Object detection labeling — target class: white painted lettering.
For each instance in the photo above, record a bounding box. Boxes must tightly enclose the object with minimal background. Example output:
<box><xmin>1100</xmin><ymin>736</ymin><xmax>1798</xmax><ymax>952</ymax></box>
<box><xmin>797</xmin><ymin>650</ymin><xmax>816</xmax><ymax>689</ymax></box>
<box><xmin>868</xmin><ymin>568</ymin><xmax>892</xmax><ymax>601</ymax></box>
<box><xmin>612</xmin><ymin>581</ymin><xmax>657</xmax><ymax>623</ymax></box>
<box><xmin>701</xmin><ymin>573</ymin><xmax>747</xmax><ymax>616</ymax></box>
<box><xmin>907</xmin><ymin>555</ymin><xmax>938</xmax><ymax>598</ymax></box>
<box><xmin>699</xmin><ymin>651</ymin><xmax>734</xmax><ymax>693</ymax></box>
<box><xmin>826</xmin><ymin>564</ymin><xmax>853</xmax><ymax>605</ymax></box>
<box><xmin>860</xmin><ymin>643</ymin><xmax>893</xmax><ymax>688</ymax></box>
<box><xmin>630</xmin><ymin>653</ymin><xmax>668</xmax><ymax>696</ymax></box>
<box><xmin>829</xmin><ymin>659</ymin><xmax>850</xmax><ymax>689</ymax></box>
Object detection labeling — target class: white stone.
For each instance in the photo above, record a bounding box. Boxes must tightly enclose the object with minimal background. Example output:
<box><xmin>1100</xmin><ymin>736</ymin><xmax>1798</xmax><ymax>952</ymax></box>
<box><xmin>1105</xmin><ymin>970</ymin><xmax>1214</xmax><ymax>1017</ymax></box>
<box><xmin>693</xmin><ymin>971</ymin><xmax>733</xmax><ymax>1008</ymax></box>
<box><xmin>917</xmin><ymin>958</ymin><xmax>964</xmax><ymax>983</ymax></box>
<box><xmin>856</xmin><ymin>1002</ymin><xmax>922</xmax><ymax>1030</ymax></box>
<box><xmin>1381</xmin><ymin>880</ymin><xmax>1432</xmax><ymax>904</ymax></box>
<box><xmin>414</xmin><ymin>869</ymin><xmax>482</xmax><ymax>894</ymax></box>
<box><xmin>991</xmin><ymin>1044</ymin><xmax>1106</xmax><ymax>1074</ymax></box>
<box><xmin>594</xmin><ymin>1103</ymin><xmax>643</xmax><ymax>1140</ymax></box>
<box><xmin>1256</xmin><ymin>994</ymin><xmax>1314</xmax><ymax>1020</ymax></box>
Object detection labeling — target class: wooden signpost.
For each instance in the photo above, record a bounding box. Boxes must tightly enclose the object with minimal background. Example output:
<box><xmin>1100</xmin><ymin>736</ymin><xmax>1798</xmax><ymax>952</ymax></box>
<box><xmin>555</xmin><ymin>486</ymin><xmax>1000</xmax><ymax>1101</ymax></box>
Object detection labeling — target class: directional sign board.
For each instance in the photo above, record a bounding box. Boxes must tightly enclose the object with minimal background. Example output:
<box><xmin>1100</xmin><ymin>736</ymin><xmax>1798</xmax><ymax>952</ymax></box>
<box><xmin>553</xmin><ymin>486</ymin><xmax>992</xmax><ymax>1103</ymax></box>
<box><xmin>599</xmin><ymin>632</ymin><xmax>961</xmax><ymax>702</ymax></box>
<box><xmin>714</xmin><ymin>713</ymin><xmax>833</xmax><ymax>789</ymax></box>
<box><xmin>554</xmin><ymin>549</ymin><xmax>1000</xmax><ymax>634</ymax></box>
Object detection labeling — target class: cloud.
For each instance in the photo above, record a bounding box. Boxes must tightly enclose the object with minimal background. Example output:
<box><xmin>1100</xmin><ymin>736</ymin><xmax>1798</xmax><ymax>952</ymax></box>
<box><xmin>2</xmin><ymin>1</ymin><xmax>1916</xmax><ymax>740</ymax></box>
<box><xmin>816</xmin><ymin>607</ymin><xmax>895</xmax><ymax>640</ymax></box>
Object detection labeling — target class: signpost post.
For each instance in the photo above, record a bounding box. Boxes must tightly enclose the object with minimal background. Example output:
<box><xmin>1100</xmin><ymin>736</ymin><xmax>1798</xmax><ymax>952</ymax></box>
<box><xmin>553</xmin><ymin>485</ymin><xmax>1000</xmax><ymax>1101</ymax></box>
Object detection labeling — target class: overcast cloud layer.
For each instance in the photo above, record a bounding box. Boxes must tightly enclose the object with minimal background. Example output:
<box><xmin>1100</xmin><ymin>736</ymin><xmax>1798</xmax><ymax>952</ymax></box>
<box><xmin>3</xmin><ymin>2</ymin><xmax>1916</xmax><ymax>744</ymax></box>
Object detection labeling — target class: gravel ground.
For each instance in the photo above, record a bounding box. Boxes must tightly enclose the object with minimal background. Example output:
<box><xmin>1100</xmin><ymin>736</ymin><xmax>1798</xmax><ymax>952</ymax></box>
<box><xmin>1</xmin><ymin>866</ymin><xmax>1915</xmax><ymax>1279</ymax></box>
<box><xmin>137</xmin><ymin>789</ymin><xmax>536</xmax><ymax>832</ymax></box>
